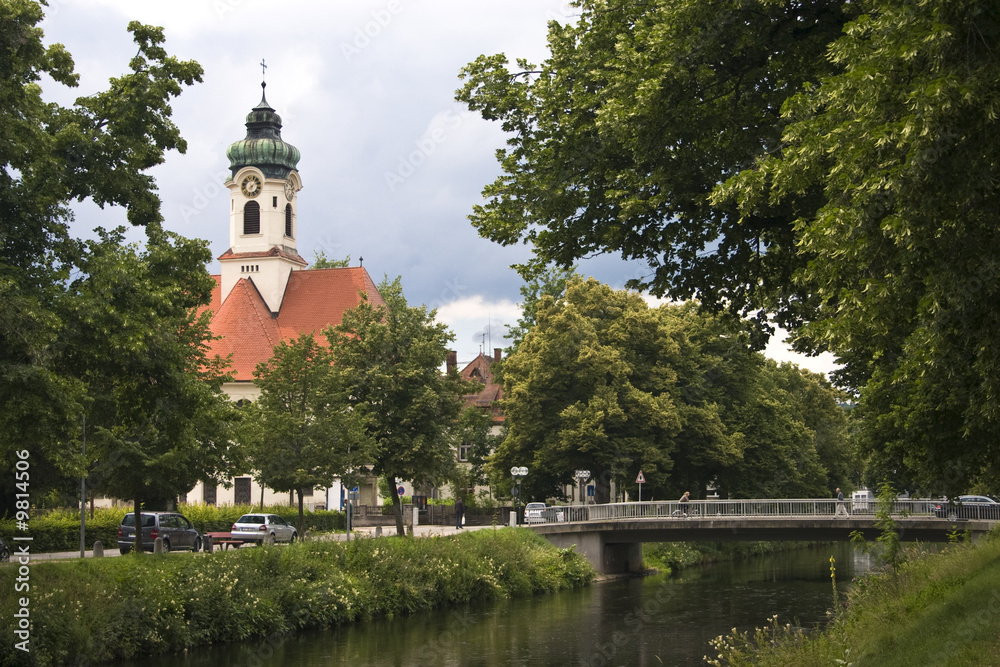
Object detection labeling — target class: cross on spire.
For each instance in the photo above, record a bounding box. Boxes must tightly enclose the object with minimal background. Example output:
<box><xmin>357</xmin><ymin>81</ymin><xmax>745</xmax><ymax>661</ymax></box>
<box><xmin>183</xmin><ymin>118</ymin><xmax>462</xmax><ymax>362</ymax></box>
<box><xmin>260</xmin><ymin>58</ymin><xmax>267</xmax><ymax>82</ymax></box>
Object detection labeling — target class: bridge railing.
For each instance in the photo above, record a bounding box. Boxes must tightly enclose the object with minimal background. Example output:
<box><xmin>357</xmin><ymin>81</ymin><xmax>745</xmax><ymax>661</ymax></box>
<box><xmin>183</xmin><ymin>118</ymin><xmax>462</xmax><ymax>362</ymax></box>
<box><xmin>541</xmin><ymin>499</ymin><xmax>941</xmax><ymax>523</ymax></box>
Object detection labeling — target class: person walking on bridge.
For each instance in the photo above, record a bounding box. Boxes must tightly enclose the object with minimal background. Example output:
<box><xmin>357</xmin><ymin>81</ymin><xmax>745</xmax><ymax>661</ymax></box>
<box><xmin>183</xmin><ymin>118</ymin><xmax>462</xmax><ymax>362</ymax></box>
<box><xmin>835</xmin><ymin>488</ymin><xmax>849</xmax><ymax>518</ymax></box>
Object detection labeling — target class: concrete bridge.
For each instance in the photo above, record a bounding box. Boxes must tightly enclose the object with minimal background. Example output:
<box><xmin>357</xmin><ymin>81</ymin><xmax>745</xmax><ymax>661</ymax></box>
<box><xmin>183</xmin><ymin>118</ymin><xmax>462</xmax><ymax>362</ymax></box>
<box><xmin>528</xmin><ymin>499</ymin><xmax>997</xmax><ymax>574</ymax></box>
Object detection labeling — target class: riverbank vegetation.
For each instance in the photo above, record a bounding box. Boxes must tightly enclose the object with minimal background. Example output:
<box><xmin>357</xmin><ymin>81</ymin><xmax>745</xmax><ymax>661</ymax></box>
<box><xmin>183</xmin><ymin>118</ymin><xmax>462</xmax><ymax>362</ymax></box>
<box><xmin>707</xmin><ymin>529</ymin><xmax>1000</xmax><ymax>665</ymax></box>
<box><xmin>0</xmin><ymin>528</ymin><xmax>592</xmax><ymax>666</ymax></box>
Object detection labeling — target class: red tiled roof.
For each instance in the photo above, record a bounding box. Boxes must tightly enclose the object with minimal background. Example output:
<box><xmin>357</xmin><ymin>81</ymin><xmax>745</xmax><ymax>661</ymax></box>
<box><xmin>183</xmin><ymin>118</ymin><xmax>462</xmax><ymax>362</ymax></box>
<box><xmin>460</xmin><ymin>352</ymin><xmax>505</xmax><ymax>422</ymax></box>
<box><xmin>206</xmin><ymin>267</ymin><xmax>383</xmax><ymax>381</ymax></box>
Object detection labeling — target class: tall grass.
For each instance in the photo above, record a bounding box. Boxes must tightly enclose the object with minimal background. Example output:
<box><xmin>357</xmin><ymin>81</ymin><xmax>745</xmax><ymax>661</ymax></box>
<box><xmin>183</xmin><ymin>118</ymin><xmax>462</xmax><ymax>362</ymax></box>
<box><xmin>0</xmin><ymin>528</ymin><xmax>592</xmax><ymax>666</ymax></box>
<box><xmin>706</xmin><ymin>529</ymin><xmax>1000</xmax><ymax>665</ymax></box>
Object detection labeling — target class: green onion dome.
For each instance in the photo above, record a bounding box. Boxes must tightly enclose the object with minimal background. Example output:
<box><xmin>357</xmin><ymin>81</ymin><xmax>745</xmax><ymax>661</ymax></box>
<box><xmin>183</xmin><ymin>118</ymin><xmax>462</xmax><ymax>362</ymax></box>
<box><xmin>226</xmin><ymin>83</ymin><xmax>300</xmax><ymax>179</ymax></box>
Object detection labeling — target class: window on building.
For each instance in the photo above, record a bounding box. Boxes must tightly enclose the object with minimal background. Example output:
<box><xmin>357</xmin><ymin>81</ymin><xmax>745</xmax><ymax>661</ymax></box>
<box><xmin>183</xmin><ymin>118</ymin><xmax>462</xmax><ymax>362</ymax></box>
<box><xmin>243</xmin><ymin>201</ymin><xmax>260</xmax><ymax>234</ymax></box>
<box><xmin>234</xmin><ymin>477</ymin><xmax>252</xmax><ymax>504</ymax></box>
<box><xmin>285</xmin><ymin>204</ymin><xmax>293</xmax><ymax>237</ymax></box>
<box><xmin>458</xmin><ymin>444</ymin><xmax>472</xmax><ymax>462</ymax></box>
<box><xmin>203</xmin><ymin>484</ymin><xmax>217</xmax><ymax>505</ymax></box>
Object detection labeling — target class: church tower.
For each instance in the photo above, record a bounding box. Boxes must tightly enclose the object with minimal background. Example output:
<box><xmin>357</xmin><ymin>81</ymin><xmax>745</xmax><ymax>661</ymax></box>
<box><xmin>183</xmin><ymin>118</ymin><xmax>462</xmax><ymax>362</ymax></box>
<box><xmin>218</xmin><ymin>82</ymin><xmax>306</xmax><ymax>313</ymax></box>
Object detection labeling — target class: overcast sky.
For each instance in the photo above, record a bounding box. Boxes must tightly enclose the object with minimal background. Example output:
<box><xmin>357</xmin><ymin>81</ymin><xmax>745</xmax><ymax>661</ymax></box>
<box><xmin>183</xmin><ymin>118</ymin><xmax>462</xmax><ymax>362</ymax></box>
<box><xmin>39</xmin><ymin>0</ymin><xmax>836</xmax><ymax>374</ymax></box>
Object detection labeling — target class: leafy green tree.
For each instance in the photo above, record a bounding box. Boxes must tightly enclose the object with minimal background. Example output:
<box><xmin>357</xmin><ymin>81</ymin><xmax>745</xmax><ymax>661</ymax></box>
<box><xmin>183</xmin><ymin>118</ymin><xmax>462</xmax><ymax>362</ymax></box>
<box><xmin>492</xmin><ymin>278</ymin><xmax>683</xmax><ymax>503</ymax></box>
<box><xmin>716</xmin><ymin>360</ymin><xmax>830</xmax><ymax>498</ymax></box>
<box><xmin>0</xmin><ymin>1</ymin><xmax>203</xmax><ymax>502</ymax></box>
<box><xmin>493</xmin><ymin>279</ymin><xmax>852</xmax><ymax>502</ymax></box>
<box><xmin>456</xmin><ymin>0</ymin><xmax>848</xmax><ymax>345</ymax></box>
<box><xmin>327</xmin><ymin>277</ymin><xmax>470</xmax><ymax>535</ymax></box>
<box><xmin>64</xmin><ymin>226</ymin><xmax>238</xmax><ymax>552</ymax></box>
<box><xmin>504</xmin><ymin>264</ymin><xmax>577</xmax><ymax>353</ymax></box>
<box><xmin>245</xmin><ymin>333</ymin><xmax>368</xmax><ymax>533</ymax></box>
<box><xmin>458</xmin><ymin>0</ymin><xmax>1000</xmax><ymax>494</ymax></box>
<box><xmin>311</xmin><ymin>251</ymin><xmax>351</xmax><ymax>269</ymax></box>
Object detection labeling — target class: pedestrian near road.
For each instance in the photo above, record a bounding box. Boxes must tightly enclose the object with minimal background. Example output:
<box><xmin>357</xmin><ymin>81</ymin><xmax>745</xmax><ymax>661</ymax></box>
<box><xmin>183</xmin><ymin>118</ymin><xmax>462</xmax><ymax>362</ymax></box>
<box><xmin>454</xmin><ymin>497</ymin><xmax>465</xmax><ymax>529</ymax></box>
<box><xmin>835</xmin><ymin>488</ymin><xmax>849</xmax><ymax>518</ymax></box>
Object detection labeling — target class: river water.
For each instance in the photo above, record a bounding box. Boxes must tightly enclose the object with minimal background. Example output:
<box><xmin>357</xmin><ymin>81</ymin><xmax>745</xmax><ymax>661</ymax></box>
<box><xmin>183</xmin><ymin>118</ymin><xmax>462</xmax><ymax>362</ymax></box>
<box><xmin>115</xmin><ymin>542</ymin><xmax>871</xmax><ymax>667</ymax></box>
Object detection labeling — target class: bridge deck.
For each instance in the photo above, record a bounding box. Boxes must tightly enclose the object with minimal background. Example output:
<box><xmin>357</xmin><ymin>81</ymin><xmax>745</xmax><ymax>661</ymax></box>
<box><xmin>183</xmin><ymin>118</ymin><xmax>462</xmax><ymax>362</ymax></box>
<box><xmin>531</xmin><ymin>516</ymin><xmax>992</xmax><ymax>543</ymax></box>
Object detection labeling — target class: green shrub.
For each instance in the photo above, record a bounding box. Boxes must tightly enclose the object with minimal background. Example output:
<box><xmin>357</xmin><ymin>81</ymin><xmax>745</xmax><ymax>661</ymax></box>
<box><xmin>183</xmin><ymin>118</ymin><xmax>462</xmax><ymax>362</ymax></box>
<box><xmin>0</xmin><ymin>505</ymin><xmax>345</xmax><ymax>554</ymax></box>
<box><xmin>0</xmin><ymin>527</ymin><xmax>592</xmax><ymax>666</ymax></box>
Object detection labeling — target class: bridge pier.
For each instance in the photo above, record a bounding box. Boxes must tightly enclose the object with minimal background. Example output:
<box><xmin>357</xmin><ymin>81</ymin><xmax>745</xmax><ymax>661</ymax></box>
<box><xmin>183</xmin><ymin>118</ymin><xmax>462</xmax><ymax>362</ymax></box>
<box><xmin>543</xmin><ymin>531</ymin><xmax>643</xmax><ymax>575</ymax></box>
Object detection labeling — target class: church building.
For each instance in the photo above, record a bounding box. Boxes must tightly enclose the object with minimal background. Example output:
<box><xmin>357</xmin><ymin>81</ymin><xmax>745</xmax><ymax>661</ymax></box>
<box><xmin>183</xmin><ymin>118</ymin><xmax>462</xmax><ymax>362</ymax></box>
<box><xmin>183</xmin><ymin>83</ymin><xmax>384</xmax><ymax>510</ymax></box>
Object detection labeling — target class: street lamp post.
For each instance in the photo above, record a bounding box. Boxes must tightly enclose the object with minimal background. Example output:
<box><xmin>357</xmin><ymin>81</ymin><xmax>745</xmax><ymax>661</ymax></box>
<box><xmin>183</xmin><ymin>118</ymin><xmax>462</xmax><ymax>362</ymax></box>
<box><xmin>574</xmin><ymin>469</ymin><xmax>591</xmax><ymax>506</ymax></box>
<box><xmin>511</xmin><ymin>466</ymin><xmax>528</xmax><ymax>525</ymax></box>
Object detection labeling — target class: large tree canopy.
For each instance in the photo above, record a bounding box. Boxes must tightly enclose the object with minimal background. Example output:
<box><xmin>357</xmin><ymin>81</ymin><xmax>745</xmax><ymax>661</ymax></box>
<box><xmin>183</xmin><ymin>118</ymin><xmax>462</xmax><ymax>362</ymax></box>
<box><xmin>0</xmin><ymin>1</ymin><xmax>204</xmax><ymax>501</ymax></box>
<box><xmin>491</xmin><ymin>278</ymin><xmax>849</xmax><ymax>502</ymax></box>
<box><xmin>458</xmin><ymin>0</ymin><xmax>1000</xmax><ymax>495</ymax></box>
<box><xmin>69</xmin><ymin>226</ymin><xmax>238</xmax><ymax>550</ymax></box>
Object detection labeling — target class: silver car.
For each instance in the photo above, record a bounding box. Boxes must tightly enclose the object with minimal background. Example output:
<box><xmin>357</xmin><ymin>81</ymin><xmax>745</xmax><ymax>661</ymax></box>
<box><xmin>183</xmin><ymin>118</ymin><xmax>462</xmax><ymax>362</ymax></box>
<box><xmin>524</xmin><ymin>502</ymin><xmax>548</xmax><ymax>524</ymax></box>
<box><xmin>231</xmin><ymin>513</ymin><xmax>298</xmax><ymax>544</ymax></box>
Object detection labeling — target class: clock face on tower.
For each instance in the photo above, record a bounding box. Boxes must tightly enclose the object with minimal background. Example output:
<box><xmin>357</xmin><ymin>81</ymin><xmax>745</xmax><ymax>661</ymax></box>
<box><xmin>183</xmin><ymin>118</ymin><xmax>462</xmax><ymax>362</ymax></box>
<box><xmin>284</xmin><ymin>179</ymin><xmax>295</xmax><ymax>201</ymax></box>
<box><xmin>241</xmin><ymin>174</ymin><xmax>262</xmax><ymax>198</ymax></box>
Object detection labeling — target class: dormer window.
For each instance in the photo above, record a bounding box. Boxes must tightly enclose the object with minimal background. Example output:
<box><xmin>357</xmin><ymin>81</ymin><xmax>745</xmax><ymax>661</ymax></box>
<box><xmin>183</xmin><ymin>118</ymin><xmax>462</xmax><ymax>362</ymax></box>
<box><xmin>243</xmin><ymin>201</ymin><xmax>260</xmax><ymax>234</ymax></box>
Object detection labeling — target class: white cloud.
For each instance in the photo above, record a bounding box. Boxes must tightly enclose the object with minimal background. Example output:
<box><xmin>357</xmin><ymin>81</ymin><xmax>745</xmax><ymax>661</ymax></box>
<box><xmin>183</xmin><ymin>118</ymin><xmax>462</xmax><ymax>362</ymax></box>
<box><xmin>435</xmin><ymin>295</ymin><xmax>520</xmax><ymax>364</ymax></box>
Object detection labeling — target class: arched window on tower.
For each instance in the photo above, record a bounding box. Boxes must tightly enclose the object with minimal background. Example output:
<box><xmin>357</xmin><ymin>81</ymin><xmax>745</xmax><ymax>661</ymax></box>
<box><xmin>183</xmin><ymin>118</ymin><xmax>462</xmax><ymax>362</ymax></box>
<box><xmin>284</xmin><ymin>204</ymin><xmax>293</xmax><ymax>237</ymax></box>
<box><xmin>243</xmin><ymin>201</ymin><xmax>260</xmax><ymax>235</ymax></box>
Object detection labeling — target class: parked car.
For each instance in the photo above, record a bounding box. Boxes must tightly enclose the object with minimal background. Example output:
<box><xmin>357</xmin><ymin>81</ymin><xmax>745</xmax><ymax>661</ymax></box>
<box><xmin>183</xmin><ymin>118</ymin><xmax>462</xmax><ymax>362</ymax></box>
<box><xmin>524</xmin><ymin>502</ymin><xmax>548</xmax><ymax>524</ymax></box>
<box><xmin>231</xmin><ymin>513</ymin><xmax>298</xmax><ymax>544</ymax></box>
<box><xmin>118</xmin><ymin>511</ymin><xmax>202</xmax><ymax>555</ymax></box>
<box><xmin>934</xmin><ymin>495</ymin><xmax>1000</xmax><ymax>520</ymax></box>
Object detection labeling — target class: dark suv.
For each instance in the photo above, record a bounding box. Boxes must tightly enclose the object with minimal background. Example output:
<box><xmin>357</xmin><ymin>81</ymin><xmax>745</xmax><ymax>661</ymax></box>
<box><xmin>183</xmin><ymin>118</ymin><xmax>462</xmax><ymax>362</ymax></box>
<box><xmin>118</xmin><ymin>511</ymin><xmax>202</xmax><ymax>554</ymax></box>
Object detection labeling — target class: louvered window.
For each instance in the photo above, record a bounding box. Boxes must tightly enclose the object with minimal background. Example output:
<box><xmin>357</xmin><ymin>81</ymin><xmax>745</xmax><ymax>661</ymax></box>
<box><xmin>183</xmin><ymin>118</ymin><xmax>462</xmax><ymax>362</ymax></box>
<box><xmin>285</xmin><ymin>204</ymin><xmax>293</xmax><ymax>237</ymax></box>
<box><xmin>243</xmin><ymin>201</ymin><xmax>260</xmax><ymax>234</ymax></box>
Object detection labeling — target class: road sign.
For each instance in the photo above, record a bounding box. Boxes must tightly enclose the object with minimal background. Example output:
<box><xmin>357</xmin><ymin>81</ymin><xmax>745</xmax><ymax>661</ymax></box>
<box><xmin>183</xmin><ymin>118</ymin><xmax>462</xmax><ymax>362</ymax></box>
<box><xmin>398</xmin><ymin>486</ymin><xmax>405</xmax><ymax>496</ymax></box>
<box><xmin>636</xmin><ymin>471</ymin><xmax>645</xmax><ymax>484</ymax></box>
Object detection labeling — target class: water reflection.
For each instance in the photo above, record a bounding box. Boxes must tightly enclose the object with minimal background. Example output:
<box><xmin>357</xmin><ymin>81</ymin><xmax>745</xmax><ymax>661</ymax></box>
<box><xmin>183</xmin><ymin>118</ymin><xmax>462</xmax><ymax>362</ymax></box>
<box><xmin>113</xmin><ymin>543</ymin><xmax>868</xmax><ymax>667</ymax></box>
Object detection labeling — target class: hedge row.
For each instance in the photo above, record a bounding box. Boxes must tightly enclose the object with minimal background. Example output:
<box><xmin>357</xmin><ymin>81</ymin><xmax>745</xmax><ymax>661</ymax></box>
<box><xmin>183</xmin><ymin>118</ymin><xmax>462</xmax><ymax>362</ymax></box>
<box><xmin>0</xmin><ymin>528</ymin><xmax>593</xmax><ymax>666</ymax></box>
<box><xmin>0</xmin><ymin>505</ymin><xmax>346</xmax><ymax>553</ymax></box>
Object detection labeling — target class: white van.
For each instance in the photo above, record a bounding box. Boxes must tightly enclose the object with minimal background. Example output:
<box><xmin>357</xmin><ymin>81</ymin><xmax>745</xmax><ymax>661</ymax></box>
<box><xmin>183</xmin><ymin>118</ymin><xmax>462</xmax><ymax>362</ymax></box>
<box><xmin>852</xmin><ymin>488</ymin><xmax>874</xmax><ymax>512</ymax></box>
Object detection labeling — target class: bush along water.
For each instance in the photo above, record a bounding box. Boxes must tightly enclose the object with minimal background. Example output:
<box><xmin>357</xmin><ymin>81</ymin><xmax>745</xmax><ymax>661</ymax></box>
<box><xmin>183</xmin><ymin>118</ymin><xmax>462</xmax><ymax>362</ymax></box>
<box><xmin>0</xmin><ymin>527</ymin><xmax>593</xmax><ymax>666</ymax></box>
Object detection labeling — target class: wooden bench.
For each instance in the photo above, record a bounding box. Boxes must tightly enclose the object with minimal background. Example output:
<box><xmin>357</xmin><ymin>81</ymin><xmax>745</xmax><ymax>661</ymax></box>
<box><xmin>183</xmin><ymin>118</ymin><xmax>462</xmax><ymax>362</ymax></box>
<box><xmin>205</xmin><ymin>532</ymin><xmax>244</xmax><ymax>551</ymax></box>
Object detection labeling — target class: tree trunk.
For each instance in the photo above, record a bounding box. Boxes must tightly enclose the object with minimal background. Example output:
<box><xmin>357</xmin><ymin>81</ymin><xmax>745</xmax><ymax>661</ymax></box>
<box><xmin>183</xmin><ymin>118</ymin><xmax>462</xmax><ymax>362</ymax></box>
<box><xmin>133</xmin><ymin>497</ymin><xmax>143</xmax><ymax>554</ymax></box>
<box><xmin>296</xmin><ymin>488</ymin><xmax>305</xmax><ymax>535</ymax></box>
<box><xmin>387</xmin><ymin>474</ymin><xmax>405</xmax><ymax>536</ymax></box>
